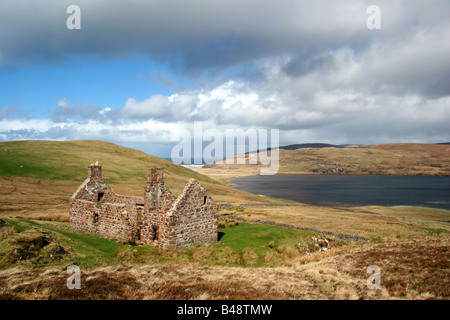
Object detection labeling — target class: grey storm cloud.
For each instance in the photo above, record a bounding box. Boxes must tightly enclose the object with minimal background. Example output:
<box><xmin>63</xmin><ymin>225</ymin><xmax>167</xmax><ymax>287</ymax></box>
<box><xmin>1</xmin><ymin>0</ymin><xmax>449</xmax><ymax>146</ymax></box>
<box><xmin>282</xmin><ymin>53</ymin><xmax>338</xmax><ymax>78</ymax></box>
<box><xmin>0</xmin><ymin>0</ymin><xmax>447</xmax><ymax>73</ymax></box>
<box><xmin>1</xmin><ymin>0</ymin><xmax>449</xmax><ymax>98</ymax></box>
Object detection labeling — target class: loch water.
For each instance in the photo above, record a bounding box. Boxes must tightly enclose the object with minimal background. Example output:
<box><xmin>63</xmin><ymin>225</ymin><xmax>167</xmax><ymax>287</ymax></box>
<box><xmin>229</xmin><ymin>174</ymin><xmax>450</xmax><ymax>209</ymax></box>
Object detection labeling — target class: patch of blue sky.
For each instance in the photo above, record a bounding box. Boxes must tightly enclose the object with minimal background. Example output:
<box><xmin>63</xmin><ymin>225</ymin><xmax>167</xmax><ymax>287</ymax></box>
<box><xmin>0</xmin><ymin>55</ymin><xmax>176</xmax><ymax>119</ymax></box>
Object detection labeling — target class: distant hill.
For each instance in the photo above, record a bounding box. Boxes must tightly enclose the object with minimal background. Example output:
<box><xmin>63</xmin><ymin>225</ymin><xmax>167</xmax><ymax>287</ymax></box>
<box><xmin>0</xmin><ymin>140</ymin><xmax>214</xmax><ymax>185</ymax></box>
<box><xmin>243</xmin><ymin>143</ymin><xmax>345</xmax><ymax>155</ymax></box>
<box><xmin>211</xmin><ymin>143</ymin><xmax>450</xmax><ymax>176</ymax></box>
<box><xmin>279</xmin><ymin>143</ymin><xmax>344</xmax><ymax>150</ymax></box>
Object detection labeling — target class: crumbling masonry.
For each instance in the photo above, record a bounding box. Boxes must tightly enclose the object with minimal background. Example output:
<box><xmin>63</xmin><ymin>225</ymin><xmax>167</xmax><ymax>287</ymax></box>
<box><xmin>69</xmin><ymin>165</ymin><xmax>219</xmax><ymax>249</ymax></box>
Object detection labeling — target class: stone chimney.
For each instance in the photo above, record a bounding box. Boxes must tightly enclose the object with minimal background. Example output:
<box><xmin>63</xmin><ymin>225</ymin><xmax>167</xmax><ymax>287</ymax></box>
<box><xmin>88</xmin><ymin>165</ymin><xmax>102</xmax><ymax>181</ymax></box>
<box><xmin>144</xmin><ymin>168</ymin><xmax>166</xmax><ymax>212</ymax></box>
<box><xmin>147</xmin><ymin>167</ymin><xmax>164</xmax><ymax>185</ymax></box>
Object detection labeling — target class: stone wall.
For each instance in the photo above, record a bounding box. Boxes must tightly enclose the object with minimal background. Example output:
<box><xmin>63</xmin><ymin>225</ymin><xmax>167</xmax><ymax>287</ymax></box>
<box><xmin>111</xmin><ymin>194</ymin><xmax>145</xmax><ymax>232</ymax></box>
<box><xmin>167</xmin><ymin>179</ymin><xmax>219</xmax><ymax>249</ymax></box>
<box><xmin>139</xmin><ymin>168</ymin><xmax>176</xmax><ymax>246</ymax></box>
<box><xmin>69</xmin><ymin>165</ymin><xmax>141</xmax><ymax>243</ymax></box>
<box><xmin>69</xmin><ymin>199</ymin><xmax>138</xmax><ymax>242</ymax></box>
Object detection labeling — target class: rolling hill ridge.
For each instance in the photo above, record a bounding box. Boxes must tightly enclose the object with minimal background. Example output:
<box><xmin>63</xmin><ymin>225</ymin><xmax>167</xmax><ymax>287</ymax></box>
<box><xmin>211</xmin><ymin>143</ymin><xmax>450</xmax><ymax>176</ymax></box>
<box><xmin>0</xmin><ymin>140</ymin><xmax>272</xmax><ymax>221</ymax></box>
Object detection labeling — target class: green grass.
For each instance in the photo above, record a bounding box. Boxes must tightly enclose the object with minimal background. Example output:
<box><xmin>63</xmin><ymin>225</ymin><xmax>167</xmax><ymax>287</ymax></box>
<box><xmin>0</xmin><ymin>140</ymin><xmax>220</xmax><ymax>186</ymax></box>
<box><xmin>415</xmin><ymin>226</ymin><xmax>448</xmax><ymax>236</ymax></box>
<box><xmin>2</xmin><ymin>218</ymin><xmax>32</xmax><ymax>233</ymax></box>
<box><xmin>0</xmin><ymin>139</ymin><xmax>276</xmax><ymax>203</ymax></box>
<box><xmin>215</xmin><ymin>222</ymin><xmax>316</xmax><ymax>253</ymax></box>
<box><xmin>24</xmin><ymin>219</ymin><xmax>123</xmax><ymax>259</ymax></box>
<box><xmin>1</xmin><ymin>218</ymin><xmax>125</xmax><ymax>269</ymax></box>
<box><xmin>0</xmin><ymin>218</ymin><xmax>322</xmax><ymax>270</ymax></box>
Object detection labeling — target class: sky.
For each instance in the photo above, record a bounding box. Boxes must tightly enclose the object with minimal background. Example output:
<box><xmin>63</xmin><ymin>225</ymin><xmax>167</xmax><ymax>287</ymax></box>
<box><xmin>0</xmin><ymin>0</ymin><xmax>449</xmax><ymax>158</ymax></box>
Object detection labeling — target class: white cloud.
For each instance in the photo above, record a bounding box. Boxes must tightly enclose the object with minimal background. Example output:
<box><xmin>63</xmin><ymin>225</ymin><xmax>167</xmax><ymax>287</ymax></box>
<box><xmin>99</xmin><ymin>108</ymin><xmax>111</xmax><ymax>116</ymax></box>
<box><xmin>57</xmin><ymin>98</ymin><xmax>70</xmax><ymax>108</ymax></box>
<box><xmin>0</xmin><ymin>119</ymin><xmax>55</xmax><ymax>132</ymax></box>
<box><xmin>121</xmin><ymin>93</ymin><xmax>199</xmax><ymax>121</ymax></box>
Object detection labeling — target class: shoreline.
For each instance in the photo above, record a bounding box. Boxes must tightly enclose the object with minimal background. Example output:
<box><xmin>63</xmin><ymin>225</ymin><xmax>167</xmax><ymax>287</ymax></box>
<box><xmin>192</xmin><ymin>167</ymin><xmax>450</xmax><ymax>180</ymax></box>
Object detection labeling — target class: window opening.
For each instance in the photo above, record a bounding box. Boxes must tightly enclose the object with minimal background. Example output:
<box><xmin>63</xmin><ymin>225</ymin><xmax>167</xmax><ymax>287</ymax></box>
<box><xmin>152</xmin><ymin>227</ymin><xmax>158</xmax><ymax>241</ymax></box>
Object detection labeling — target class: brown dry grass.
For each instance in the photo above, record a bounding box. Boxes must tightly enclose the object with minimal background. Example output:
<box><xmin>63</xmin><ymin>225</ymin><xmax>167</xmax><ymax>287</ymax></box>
<box><xmin>293</xmin><ymin>238</ymin><xmax>450</xmax><ymax>300</ymax></box>
<box><xmin>0</xmin><ymin>223</ymin><xmax>15</xmax><ymax>241</ymax></box>
<box><xmin>0</xmin><ymin>264</ymin><xmax>324</xmax><ymax>300</ymax></box>
<box><xmin>238</xmin><ymin>204</ymin><xmax>450</xmax><ymax>242</ymax></box>
<box><xmin>0</xmin><ymin>177</ymin><xmax>73</xmax><ymax>221</ymax></box>
<box><xmin>1</xmin><ymin>237</ymin><xmax>447</xmax><ymax>300</ymax></box>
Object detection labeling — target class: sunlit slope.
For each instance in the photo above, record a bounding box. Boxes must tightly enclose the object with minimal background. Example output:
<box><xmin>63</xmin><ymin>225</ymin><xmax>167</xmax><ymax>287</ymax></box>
<box><xmin>0</xmin><ymin>140</ymin><xmax>212</xmax><ymax>183</ymax></box>
<box><xmin>0</xmin><ymin>140</ymin><xmax>268</xmax><ymax>203</ymax></box>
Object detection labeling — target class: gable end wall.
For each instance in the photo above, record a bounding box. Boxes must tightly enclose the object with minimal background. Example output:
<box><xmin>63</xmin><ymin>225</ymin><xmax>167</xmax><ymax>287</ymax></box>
<box><xmin>167</xmin><ymin>179</ymin><xmax>219</xmax><ymax>249</ymax></box>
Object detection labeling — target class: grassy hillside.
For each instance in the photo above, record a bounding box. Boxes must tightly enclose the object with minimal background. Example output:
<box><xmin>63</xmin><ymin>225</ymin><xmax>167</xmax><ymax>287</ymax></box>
<box><xmin>0</xmin><ymin>140</ymin><xmax>272</xmax><ymax>221</ymax></box>
<box><xmin>0</xmin><ymin>140</ymin><xmax>217</xmax><ymax>185</ymax></box>
<box><xmin>205</xmin><ymin>143</ymin><xmax>450</xmax><ymax>176</ymax></box>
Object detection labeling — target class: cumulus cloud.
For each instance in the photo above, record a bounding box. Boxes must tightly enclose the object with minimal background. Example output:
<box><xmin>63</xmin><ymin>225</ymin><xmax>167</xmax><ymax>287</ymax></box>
<box><xmin>0</xmin><ymin>105</ymin><xmax>29</xmax><ymax>120</ymax></box>
<box><xmin>0</xmin><ymin>117</ymin><xmax>180</xmax><ymax>147</ymax></box>
<box><xmin>51</xmin><ymin>99</ymin><xmax>107</xmax><ymax>122</ymax></box>
<box><xmin>4</xmin><ymin>73</ymin><xmax>448</xmax><ymax>148</ymax></box>
<box><xmin>120</xmin><ymin>93</ymin><xmax>199</xmax><ymax>121</ymax></box>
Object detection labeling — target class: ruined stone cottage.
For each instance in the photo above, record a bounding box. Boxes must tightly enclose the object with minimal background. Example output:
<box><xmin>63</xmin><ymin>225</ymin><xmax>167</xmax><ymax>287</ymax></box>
<box><xmin>69</xmin><ymin>164</ymin><xmax>219</xmax><ymax>249</ymax></box>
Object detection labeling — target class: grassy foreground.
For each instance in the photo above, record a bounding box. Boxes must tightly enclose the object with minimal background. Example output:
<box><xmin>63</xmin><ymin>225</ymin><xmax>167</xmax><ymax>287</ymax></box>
<box><xmin>0</xmin><ymin>199</ymin><xmax>449</xmax><ymax>300</ymax></box>
<box><xmin>0</xmin><ymin>217</ymin><xmax>327</xmax><ymax>270</ymax></box>
<box><xmin>0</xmin><ymin>215</ymin><xmax>448</xmax><ymax>300</ymax></box>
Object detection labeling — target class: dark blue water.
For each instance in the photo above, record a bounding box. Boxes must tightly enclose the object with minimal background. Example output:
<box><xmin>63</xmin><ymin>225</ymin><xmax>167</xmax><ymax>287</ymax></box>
<box><xmin>229</xmin><ymin>174</ymin><xmax>450</xmax><ymax>209</ymax></box>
